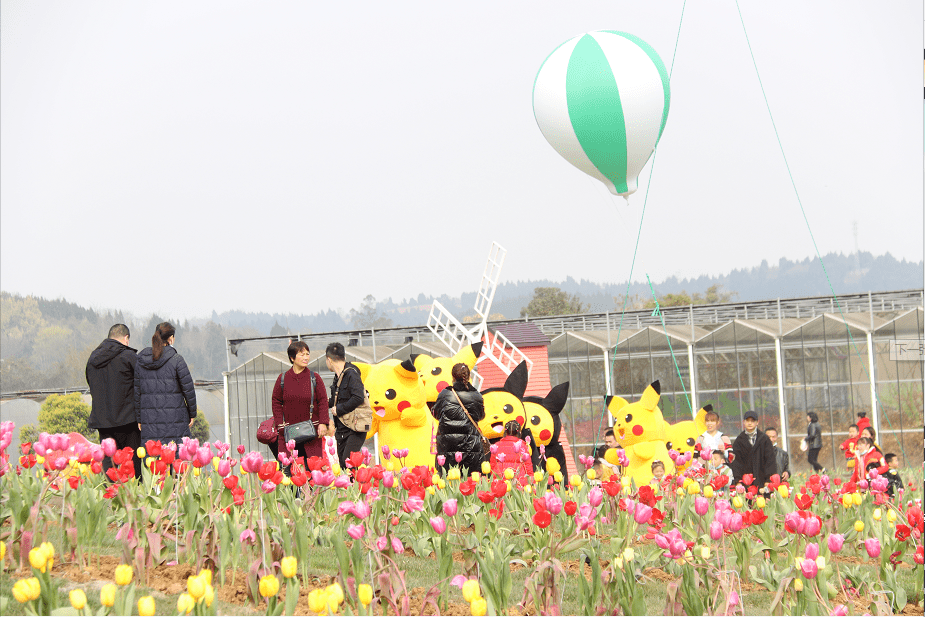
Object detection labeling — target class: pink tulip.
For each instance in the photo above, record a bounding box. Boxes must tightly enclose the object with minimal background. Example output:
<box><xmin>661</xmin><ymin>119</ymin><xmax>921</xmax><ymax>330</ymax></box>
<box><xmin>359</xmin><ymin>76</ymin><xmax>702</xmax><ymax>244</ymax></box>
<box><xmin>54</xmin><ymin>456</ymin><xmax>68</xmax><ymax>470</ymax></box>
<box><xmin>195</xmin><ymin>447</ymin><xmax>212</xmax><ymax>468</ymax></box>
<box><xmin>668</xmin><ymin>449</ymin><xmax>679</xmax><ymax>461</ymax></box>
<box><xmin>800</xmin><ymin>558</ymin><xmax>818</xmax><ymax>579</ymax></box>
<box><xmin>544</xmin><ymin>493</ymin><xmax>563</xmax><ymax>516</ymax></box>
<box><xmin>443</xmin><ymin>499</ymin><xmax>458</xmax><ymax>517</ymax></box>
<box><xmin>871</xmin><ymin>477</ymin><xmax>888</xmax><ymax>493</ymax></box>
<box><xmin>334</xmin><ymin>475</ymin><xmax>351</xmax><ymax>488</ymax></box>
<box><xmin>490</xmin><ymin>443</ymin><xmax>499</xmax><ymax>454</ymax></box>
<box><xmin>694</xmin><ymin>497</ymin><xmax>709</xmax><ymax>516</ymax></box>
<box><xmin>634</xmin><ymin>504</ymin><xmax>653</xmax><ymax>525</ymax></box>
<box><xmin>278</xmin><ymin>452</ymin><xmax>291</xmax><ymax>467</ymax></box>
<box><xmin>403</xmin><ymin>496</ymin><xmax>424</xmax><ymax>512</ymax></box>
<box><xmin>859</xmin><ymin>480</ymin><xmax>869</xmax><ymax>490</ymax></box>
<box><xmin>827</xmin><ymin>533</ymin><xmax>844</xmax><ymax>554</ymax></box>
<box><xmin>90</xmin><ymin>445</ymin><xmax>105</xmax><ymax>462</ymax></box>
<box><xmin>830</xmin><ymin>604</ymin><xmax>848</xmax><ymax>616</ymax></box>
<box><xmin>261</xmin><ymin>479</ymin><xmax>276</xmax><ymax>493</ymax></box>
<box><xmin>868</xmin><ymin>468</ymin><xmax>879</xmax><ymax>478</ymax></box>
<box><xmin>101</xmin><ymin>438</ymin><xmax>117</xmax><ymax>458</ymax></box>
<box><xmin>430</xmin><ymin>517</ymin><xmax>447</xmax><ymax>534</ymax></box>
<box><xmin>286</xmin><ymin>439</ymin><xmax>296</xmax><ymax>454</ymax></box>
<box><xmin>338</xmin><ymin>501</ymin><xmax>357</xmax><ymax>516</ymax></box>
<box><xmin>382</xmin><ymin>471</ymin><xmax>395</xmax><ymax>489</ymax></box>
<box><xmin>376</xmin><ymin>536</ymin><xmax>388</xmax><ymax>551</ymax></box>
<box><xmin>237</xmin><ymin>444</ymin><xmax>246</xmax><ymax>454</ymax></box>
<box><xmin>496</xmin><ymin>453</ymin><xmax>506</xmax><ymax>463</ymax></box>
<box><xmin>216</xmin><ymin>459</ymin><xmax>231</xmax><ymax>477</ymax></box>
<box><xmin>805</xmin><ymin>542</ymin><xmax>819</xmax><ymax>561</ymax></box>
<box><xmin>240</xmin><ymin>529</ymin><xmax>256</xmax><ymax>544</ymax></box>
<box><xmin>864</xmin><ymin>538</ymin><xmax>881</xmax><ymax>558</ymax></box>
<box><xmin>727</xmin><ymin>591</ymin><xmax>740</xmax><ymax>607</ymax></box>
<box><xmin>803</xmin><ymin>516</ymin><xmax>822</xmax><ymax>537</ymax></box>
<box><xmin>436</xmin><ymin>455</ymin><xmax>446</xmax><ymax>467</ymax></box>
<box><xmin>589</xmin><ymin>487</ymin><xmax>603</xmax><ymax>508</ymax></box>
<box><xmin>710</xmin><ymin>521</ymin><xmax>724</xmax><ymax>540</ymax></box>
<box><xmin>654</xmin><ymin>534</ymin><xmax>670</xmax><ymax>550</ymax></box>
<box><xmin>450</xmin><ymin>575</ymin><xmax>470</xmax><ymax>589</ymax></box>
<box><xmin>729</xmin><ymin>513</ymin><xmax>744</xmax><ymax>532</ymax></box>
<box><xmin>381</xmin><ymin>444</ymin><xmax>390</xmax><ymax>459</ymax></box>
<box><xmin>391</xmin><ymin>537</ymin><xmax>405</xmax><ymax>554</ymax></box>
<box><xmin>311</xmin><ymin>470</ymin><xmax>335</xmax><ymax>487</ymax></box>
<box><xmin>241</xmin><ymin>452</ymin><xmax>264</xmax><ymax>474</ymax></box>
<box><xmin>700</xmin><ymin>448</ymin><xmax>711</xmax><ymax>461</ymax></box>
<box><xmin>347</xmin><ymin>524</ymin><xmax>365</xmax><ymax>539</ymax></box>
<box><xmin>353</xmin><ymin>501</ymin><xmax>371</xmax><ymax>520</ymax></box>
<box><xmin>455</xmin><ymin>452</ymin><xmax>463</xmax><ymax>463</ymax></box>
<box><xmin>735</xmin><ymin>484</ymin><xmax>746</xmax><ymax>494</ymax></box>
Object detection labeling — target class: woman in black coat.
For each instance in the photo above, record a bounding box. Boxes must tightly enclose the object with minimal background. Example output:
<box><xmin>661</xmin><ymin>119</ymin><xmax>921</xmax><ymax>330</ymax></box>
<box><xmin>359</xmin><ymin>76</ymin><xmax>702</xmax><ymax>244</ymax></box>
<box><xmin>135</xmin><ymin>322</ymin><xmax>197</xmax><ymax>446</ymax></box>
<box><xmin>805</xmin><ymin>412</ymin><xmax>824</xmax><ymax>473</ymax></box>
<box><xmin>433</xmin><ymin>363</ymin><xmax>486</xmax><ymax>478</ymax></box>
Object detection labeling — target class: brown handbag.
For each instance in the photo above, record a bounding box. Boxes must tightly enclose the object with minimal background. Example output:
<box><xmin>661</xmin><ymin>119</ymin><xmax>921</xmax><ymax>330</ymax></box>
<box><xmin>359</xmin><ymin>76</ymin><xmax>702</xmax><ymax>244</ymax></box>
<box><xmin>334</xmin><ymin>366</ymin><xmax>372</xmax><ymax>433</ymax></box>
<box><xmin>451</xmin><ymin>388</ymin><xmax>490</xmax><ymax>456</ymax></box>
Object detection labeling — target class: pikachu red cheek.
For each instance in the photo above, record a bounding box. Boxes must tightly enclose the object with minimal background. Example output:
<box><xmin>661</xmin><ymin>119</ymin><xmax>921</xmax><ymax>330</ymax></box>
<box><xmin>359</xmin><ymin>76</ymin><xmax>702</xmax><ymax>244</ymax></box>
<box><xmin>632</xmin><ymin>425</ymin><xmax>644</xmax><ymax>437</ymax></box>
<box><xmin>539</xmin><ymin>429</ymin><xmax>552</xmax><ymax>442</ymax></box>
<box><xmin>397</xmin><ymin>401</ymin><xmax>410</xmax><ymax>413</ymax></box>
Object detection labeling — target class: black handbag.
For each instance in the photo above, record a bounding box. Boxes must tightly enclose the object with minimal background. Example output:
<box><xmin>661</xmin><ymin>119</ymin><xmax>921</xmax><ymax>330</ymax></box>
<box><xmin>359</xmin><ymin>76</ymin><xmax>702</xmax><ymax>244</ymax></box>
<box><xmin>280</xmin><ymin>371</ymin><xmax>318</xmax><ymax>447</ymax></box>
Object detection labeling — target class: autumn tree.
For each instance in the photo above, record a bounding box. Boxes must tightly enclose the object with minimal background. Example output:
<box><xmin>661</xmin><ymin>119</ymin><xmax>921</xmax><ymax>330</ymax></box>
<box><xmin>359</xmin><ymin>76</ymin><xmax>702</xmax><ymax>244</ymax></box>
<box><xmin>520</xmin><ymin>287</ymin><xmax>588</xmax><ymax>318</ymax></box>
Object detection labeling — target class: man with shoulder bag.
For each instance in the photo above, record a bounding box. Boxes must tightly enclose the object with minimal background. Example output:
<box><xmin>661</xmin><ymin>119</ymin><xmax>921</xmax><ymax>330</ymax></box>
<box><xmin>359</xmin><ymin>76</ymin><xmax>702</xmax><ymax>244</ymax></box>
<box><xmin>325</xmin><ymin>342</ymin><xmax>371</xmax><ymax>469</ymax></box>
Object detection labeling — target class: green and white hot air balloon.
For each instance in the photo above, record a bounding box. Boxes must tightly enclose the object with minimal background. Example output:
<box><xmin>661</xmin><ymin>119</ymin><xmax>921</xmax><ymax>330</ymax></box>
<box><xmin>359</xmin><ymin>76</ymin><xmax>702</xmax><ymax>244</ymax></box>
<box><xmin>533</xmin><ymin>31</ymin><xmax>670</xmax><ymax>199</ymax></box>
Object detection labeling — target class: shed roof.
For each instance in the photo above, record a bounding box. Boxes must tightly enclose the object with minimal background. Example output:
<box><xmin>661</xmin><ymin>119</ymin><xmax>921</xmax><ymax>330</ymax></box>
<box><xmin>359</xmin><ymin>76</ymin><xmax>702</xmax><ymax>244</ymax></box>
<box><xmin>489</xmin><ymin>322</ymin><xmax>551</xmax><ymax>347</ymax></box>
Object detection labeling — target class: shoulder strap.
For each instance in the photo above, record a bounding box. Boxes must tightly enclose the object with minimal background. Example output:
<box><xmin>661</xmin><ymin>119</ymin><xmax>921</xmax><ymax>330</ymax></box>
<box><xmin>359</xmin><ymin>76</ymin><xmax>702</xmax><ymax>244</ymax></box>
<box><xmin>451</xmin><ymin>388</ymin><xmax>482</xmax><ymax>433</ymax></box>
<box><xmin>310</xmin><ymin>371</ymin><xmax>315</xmax><ymax>416</ymax></box>
<box><xmin>280</xmin><ymin>371</ymin><xmax>285</xmax><ymax>405</ymax></box>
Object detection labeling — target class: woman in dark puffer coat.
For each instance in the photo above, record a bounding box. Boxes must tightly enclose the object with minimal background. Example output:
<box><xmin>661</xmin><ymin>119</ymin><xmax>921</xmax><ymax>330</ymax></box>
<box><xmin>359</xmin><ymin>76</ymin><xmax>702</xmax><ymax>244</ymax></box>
<box><xmin>433</xmin><ymin>363</ymin><xmax>486</xmax><ymax>478</ymax></box>
<box><xmin>135</xmin><ymin>322</ymin><xmax>197</xmax><ymax>446</ymax></box>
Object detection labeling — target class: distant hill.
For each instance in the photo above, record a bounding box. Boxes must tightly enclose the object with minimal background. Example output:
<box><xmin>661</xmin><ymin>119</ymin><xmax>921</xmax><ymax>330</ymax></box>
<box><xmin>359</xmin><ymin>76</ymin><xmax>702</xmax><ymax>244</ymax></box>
<box><xmin>207</xmin><ymin>251</ymin><xmax>923</xmax><ymax>332</ymax></box>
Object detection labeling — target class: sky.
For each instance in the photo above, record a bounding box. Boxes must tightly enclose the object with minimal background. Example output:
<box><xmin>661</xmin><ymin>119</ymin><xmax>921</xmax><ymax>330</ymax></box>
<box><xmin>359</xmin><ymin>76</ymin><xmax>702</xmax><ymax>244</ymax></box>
<box><xmin>2</xmin><ymin>1</ymin><xmax>922</xmax><ymax>321</ymax></box>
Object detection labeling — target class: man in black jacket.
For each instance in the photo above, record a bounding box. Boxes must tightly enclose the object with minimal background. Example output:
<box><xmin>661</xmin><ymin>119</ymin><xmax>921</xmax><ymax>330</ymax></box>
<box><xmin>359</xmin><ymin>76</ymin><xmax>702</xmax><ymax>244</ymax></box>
<box><xmin>325</xmin><ymin>342</ymin><xmax>367</xmax><ymax>469</ymax></box>
<box><xmin>86</xmin><ymin>324</ymin><xmax>140</xmax><ymax>478</ymax></box>
<box><xmin>765</xmin><ymin>426</ymin><xmax>791</xmax><ymax>481</ymax></box>
<box><xmin>730</xmin><ymin>410</ymin><xmax>777</xmax><ymax>491</ymax></box>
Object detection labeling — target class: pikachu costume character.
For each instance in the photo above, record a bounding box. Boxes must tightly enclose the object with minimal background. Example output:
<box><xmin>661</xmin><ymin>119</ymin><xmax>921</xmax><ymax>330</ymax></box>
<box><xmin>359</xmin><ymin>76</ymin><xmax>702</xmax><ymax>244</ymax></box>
<box><xmin>523</xmin><ymin>382</ymin><xmax>570</xmax><ymax>476</ymax></box>
<box><xmin>664</xmin><ymin>405</ymin><xmax>710</xmax><ymax>472</ymax></box>
<box><xmin>411</xmin><ymin>343</ymin><xmax>483</xmax><ymax>408</ymax></box>
<box><xmin>478</xmin><ymin>361</ymin><xmax>529</xmax><ymax>441</ymax></box>
<box><xmin>356</xmin><ymin>359</ymin><xmax>435</xmax><ymax>470</ymax></box>
<box><xmin>604</xmin><ymin>380</ymin><xmax>674</xmax><ymax>486</ymax></box>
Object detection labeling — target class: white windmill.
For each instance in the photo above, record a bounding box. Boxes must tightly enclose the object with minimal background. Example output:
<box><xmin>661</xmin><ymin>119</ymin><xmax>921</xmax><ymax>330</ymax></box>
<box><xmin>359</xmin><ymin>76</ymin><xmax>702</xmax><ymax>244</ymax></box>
<box><xmin>426</xmin><ymin>242</ymin><xmax>533</xmax><ymax>387</ymax></box>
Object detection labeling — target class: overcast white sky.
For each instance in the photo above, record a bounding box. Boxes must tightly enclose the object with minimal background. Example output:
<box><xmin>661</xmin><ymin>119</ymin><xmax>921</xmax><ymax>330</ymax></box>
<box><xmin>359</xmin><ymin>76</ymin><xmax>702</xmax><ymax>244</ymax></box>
<box><xmin>2</xmin><ymin>1</ymin><xmax>922</xmax><ymax>320</ymax></box>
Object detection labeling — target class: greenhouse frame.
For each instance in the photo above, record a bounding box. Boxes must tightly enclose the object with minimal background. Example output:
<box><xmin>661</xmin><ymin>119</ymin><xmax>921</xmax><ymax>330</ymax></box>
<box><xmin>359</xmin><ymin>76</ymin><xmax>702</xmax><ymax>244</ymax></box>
<box><xmin>224</xmin><ymin>290</ymin><xmax>924</xmax><ymax>470</ymax></box>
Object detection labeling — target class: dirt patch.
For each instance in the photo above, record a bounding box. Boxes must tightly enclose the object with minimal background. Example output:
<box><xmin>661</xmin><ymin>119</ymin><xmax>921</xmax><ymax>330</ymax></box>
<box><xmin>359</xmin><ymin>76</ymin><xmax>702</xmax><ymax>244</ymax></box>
<box><xmin>643</xmin><ymin>567</ymin><xmax>675</xmax><ymax>582</ymax></box>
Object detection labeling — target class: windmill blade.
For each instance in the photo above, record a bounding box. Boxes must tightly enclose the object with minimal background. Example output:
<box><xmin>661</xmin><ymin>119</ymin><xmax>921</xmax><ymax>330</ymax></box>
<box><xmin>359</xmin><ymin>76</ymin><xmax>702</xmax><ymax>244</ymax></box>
<box><xmin>427</xmin><ymin>300</ymin><xmax>475</xmax><ymax>355</ymax></box>
<box><xmin>470</xmin><ymin>242</ymin><xmax>506</xmax><ymax>341</ymax></box>
<box><xmin>477</xmin><ymin>328</ymin><xmax>533</xmax><ymax>377</ymax></box>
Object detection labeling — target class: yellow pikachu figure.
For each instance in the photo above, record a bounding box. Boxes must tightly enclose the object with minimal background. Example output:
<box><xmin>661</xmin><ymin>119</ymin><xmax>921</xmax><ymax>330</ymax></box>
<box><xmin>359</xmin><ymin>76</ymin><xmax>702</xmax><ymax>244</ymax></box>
<box><xmin>478</xmin><ymin>362</ymin><xmax>529</xmax><ymax>440</ymax></box>
<box><xmin>356</xmin><ymin>359</ymin><xmax>435</xmax><ymax>470</ymax></box>
<box><xmin>664</xmin><ymin>405</ymin><xmax>710</xmax><ymax>472</ymax></box>
<box><xmin>411</xmin><ymin>342</ymin><xmax>483</xmax><ymax>406</ymax></box>
<box><xmin>605</xmin><ymin>380</ymin><xmax>674</xmax><ymax>485</ymax></box>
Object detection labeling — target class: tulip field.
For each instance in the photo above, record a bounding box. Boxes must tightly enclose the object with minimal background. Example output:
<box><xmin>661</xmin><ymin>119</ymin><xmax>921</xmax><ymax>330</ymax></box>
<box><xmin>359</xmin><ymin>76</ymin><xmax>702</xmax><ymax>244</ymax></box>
<box><xmin>0</xmin><ymin>421</ymin><xmax>922</xmax><ymax>616</ymax></box>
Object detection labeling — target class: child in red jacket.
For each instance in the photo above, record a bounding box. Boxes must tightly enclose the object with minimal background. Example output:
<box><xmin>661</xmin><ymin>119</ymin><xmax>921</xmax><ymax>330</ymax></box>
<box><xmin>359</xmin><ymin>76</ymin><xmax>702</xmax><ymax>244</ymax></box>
<box><xmin>839</xmin><ymin>424</ymin><xmax>859</xmax><ymax>471</ymax></box>
<box><xmin>850</xmin><ymin>437</ymin><xmax>888</xmax><ymax>485</ymax></box>
<box><xmin>490</xmin><ymin>421</ymin><xmax>533</xmax><ymax>487</ymax></box>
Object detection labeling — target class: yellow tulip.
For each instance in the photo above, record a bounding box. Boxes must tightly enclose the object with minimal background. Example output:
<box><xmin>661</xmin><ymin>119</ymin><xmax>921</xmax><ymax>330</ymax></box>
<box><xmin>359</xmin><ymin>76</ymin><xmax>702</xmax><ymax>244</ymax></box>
<box><xmin>199</xmin><ymin>568</ymin><xmax>212</xmax><ymax>586</ymax></box>
<box><xmin>854</xmin><ymin>520</ymin><xmax>864</xmax><ymax>533</ymax></box>
<box><xmin>756</xmin><ymin>496</ymin><xmax>766</xmax><ymax>509</ymax></box>
<box><xmin>462</xmin><ymin>579</ymin><xmax>481</xmax><ymax>603</ymax></box>
<box><xmin>701</xmin><ymin>546</ymin><xmax>711</xmax><ymax>560</ymax></box>
<box><xmin>777</xmin><ymin>484</ymin><xmax>789</xmax><ymax>499</ymax></box>
<box><xmin>553</xmin><ymin>471</ymin><xmax>563</xmax><ymax>484</ymax></box>
<box><xmin>570</xmin><ymin>474</ymin><xmax>582</xmax><ymax>487</ymax></box>
<box><xmin>282</xmin><ymin>476</ymin><xmax>292</xmax><ymax>486</ymax></box>
<box><xmin>732</xmin><ymin>496</ymin><xmax>744</xmax><ymax>509</ymax></box>
<box><xmin>332</xmin><ymin>464</ymin><xmax>343</xmax><ymax>476</ymax></box>
<box><xmin>41</xmin><ymin>542</ymin><xmax>54</xmax><ymax>559</ymax></box>
<box><xmin>70</xmin><ymin>589</ymin><xmax>87</xmax><ymax>610</ymax></box>
<box><xmin>193</xmin><ymin>467</ymin><xmax>200</xmax><ymax>476</ymax></box>
<box><xmin>281</xmin><ymin>556</ymin><xmax>298</xmax><ymax>579</ymax></box>
<box><xmin>138</xmin><ymin>595</ymin><xmax>156</xmax><ymax>616</ymax></box>
<box><xmin>437</xmin><ymin>479</ymin><xmax>446</xmax><ymax>489</ymax></box>
<box><xmin>524</xmin><ymin>485</ymin><xmax>533</xmax><ymax>494</ymax></box>
<box><xmin>427</xmin><ymin>486</ymin><xmax>436</xmax><ymax>495</ymax></box>
<box><xmin>586</xmin><ymin>468</ymin><xmax>597</xmax><ymax>480</ymax></box>
<box><xmin>358</xmin><ymin>583</ymin><xmax>373</xmax><ymax>606</ymax></box>
<box><xmin>12</xmin><ymin>579</ymin><xmax>30</xmax><ymax>603</ymax></box>
<box><xmin>623</xmin><ymin>547</ymin><xmax>635</xmax><ymax>562</ymax></box>
<box><xmin>504</xmin><ymin>468</ymin><xmax>515</xmax><ymax>480</ymax></box>
<box><xmin>187</xmin><ymin>574</ymin><xmax>206</xmax><ymax>600</ymax></box>
<box><xmin>137</xmin><ymin>446</ymin><xmax>147</xmax><ymax>459</ymax></box>
<box><xmin>534</xmin><ymin>471</ymin><xmax>545</xmax><ymax>483</ymax></box>
<box><xmin>308</xmin><ymin>589</ymin><xmax>326</xmax><ymax>613</ymax></box>
<box><xmin>177</xmin><ymin>593</ymin><xmax>195</xmax><ymax>614</ymax></box>
<box><xmin>100</xmin><ymin>583</ymin><xmax>117</xmax><ymax>607</ymax></box>
<box><xmin>675</xmin><ymin>487</ymin><xmax>685</xmax><ymax>496</ymax></box>
<box><xmin>873</xmin><ymin>508</ymin><xmax>882</xmax><ymax>521</ymax></box>
<box><xmin>431</xmin><ymin>473</ymin><xmax>441</xmax><ymax>485</ymax></box>
<box><xmin>614</xmin><ymin>556</ymin><xmax>624</xmax><ymax>570</ymax></box>
<box><xmin>816</xmin><ymin>556</ymin><xmax>826</xmax><ymax>569</ymax></box>
<box><xmin>794</xmin><ymin>556</ymin><xmax>803</xmax><ymax>569</ymax></box>
<box><xmin>471</xmin><ymin>472</ymin><xmax>481</xmax><ymax>482</ymax></box>
<box><xmin>887</xmin><ymin>509</ymin><xmax>897</xmax><ymax>522</ymax></box>
<box><xmin>703</xmin><ymin>485</ymin><xmax>714</xmax><ymax>498</ymax></box>
<box><xmin>481</xmin><ymin>461</ymin><xmax>492</xmax><ymax>475</ymax></box>
<box><xmin>447</xmin><ymin>467</ymin><xmax>461</xmax><ymax>481</ymax></box>
<box><xmin>203</xmin><ymin>584</ymin><xmax>214</xmax><ymax>607</ymax></box>
<box><xmin>259</xmin><ymin>574</ymin><xmax>280</xmax><ymax>598</ymax></box>
<box><xmin>471</xmin><ymin>597</ymin><xmax>488</xmax><ymax>616</ymax></box>
<box><xmin>794</xmin><ymin>579</ymin><xmax>804</xmax><ymax>592</ymax></box>
<box><xmin>326</xmin><ymin>581</ymin><xmax>344</xmax><ymax>605</ymax></box>
<box><xmin>385</xmin><ymin>461</ymin><xmax>394</xmax><ymax>472</ymax></box>
<box><xmin>29</xmin><ymin>547</ymin><xmax>47</xmax><ymax>571</ymax></box>
<box><xmin>842</xmin><ymin>494</ymin><xmax>853</xmax><ymax>508</ymax></box>
<box><xmin>114</xmin><ymin>563</ymin><xmax>134</xmax><ymax>586</ymax></box>
<box><xmin>546</xmin><ymin>458</ymin><xmax>561</xmax><ymax>475</ymax></box>
<box><xmin>687</xmin><ymin>482</ymin><xmax>701</xmax><ymax>495</ymax></box>
<box><xmin>851</xmin><ymin>492</ymin><xmax>862</xmax><ymax>506</ymax></box>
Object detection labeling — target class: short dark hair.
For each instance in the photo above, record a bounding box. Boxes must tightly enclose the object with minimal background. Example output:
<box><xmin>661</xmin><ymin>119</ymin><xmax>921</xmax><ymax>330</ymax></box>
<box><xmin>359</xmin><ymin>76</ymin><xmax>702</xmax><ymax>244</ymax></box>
<box><xmin>504</xmin><ymin>421</ymin><xmax>521</xmax><ymax>437</ymax></box>
<box><xmin>287</xmin><ymin>341</ymin><xmax>310</xmax><ymax>363</ymax></box>
<box><xmin>712</xmin><ymin>450</ymin><xmax>727</xmax><ymax>463</ymax></box>
<box><xmin>451</xmin><ymin>363</ymin><xmax>470</xmax><ymax>384</ymax></box>
<box><xmin>651</xmin><ymin>460</ymin><xmax>665</xmax><ymax>471</ymax></box>
<box><xmin>108</xmin><ymin>324</ymin><xmax>130</xmax><ymax>339</ymax></box>
<box><xmin>604</xmin><ymin>428</ymin><xmax>614</xmax><ymax>438</ymax></box>
<box><xmin>765</xmin><ymin>426</ymin><xmax>778</xmax><ymax>435</ymax></box>
<box><xmin>807</xmin><ymin>412</ymin><xmax>819</xmax><ymax>423</ymax></box>
<box><xmin>325</xmin><ymin>342</ymin><xmax>345</xmax><ymax>361</ymax></box>
<box><xmin>848</xmin><ymin>423</ymin><xmax>859</xmax><ymax>431</ymax></box>
<box><xmin>884</xmin><ymin>453</ymin><xmax>898</xmax><ymax>464</ymax></box>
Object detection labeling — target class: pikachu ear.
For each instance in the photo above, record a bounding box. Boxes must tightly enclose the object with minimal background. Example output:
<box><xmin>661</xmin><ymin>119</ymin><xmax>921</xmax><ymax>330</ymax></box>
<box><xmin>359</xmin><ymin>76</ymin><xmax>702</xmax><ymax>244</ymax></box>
<box><xmin>542</xmin><ymin>382</ymin><xmax>569</xmax><ymax>416</ymax></box>
<box><xmin>695</xmin><ymin>404</ymin><xmax>711</xmax><ymax>432</ymax></box>
<box><xmin>606</xmin><ymin>396</ymin><xmax>628</xmax><ymax>417</ymax></box>
<box><xmin>395</xmin><ymin>359</ymin><xmax>419</xmax><ymax>381</ymax></box>
<box><xmin>503</xmin><ymin>361</ymin><xmax>530</xmax><ymax>399</ymax></box>
<box><xmin>355</xmin><ymin>363</ymin><xmax>371</xmax><ymax>382</ymax></box>
<box><xmin>640</xmin><ymin>380</ymin><xmax>661</xmax><ymax>411</ymax></box>
<box><xmin>452</xmin><ymin>342</ymin><xmax>483</xmax><ymax>369</ymax></box>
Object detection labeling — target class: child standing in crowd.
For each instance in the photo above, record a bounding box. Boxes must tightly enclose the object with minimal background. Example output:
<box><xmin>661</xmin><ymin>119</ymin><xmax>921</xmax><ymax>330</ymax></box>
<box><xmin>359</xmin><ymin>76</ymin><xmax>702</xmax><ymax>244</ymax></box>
<box><xmin>884</xmin><ymin>453</ymin><xmax>904</xmax><ymax>498</ymax></box>
<box><xmin>650</xmin><ymin>460</ymin><xmax>666</xmax><ymax>486</ymax></box>
<box><xmin>696</xmin><ymin>410</ymin><xmax>731</xmax><ymax>455</ymax></box>
<box><xmin>708</xmin><ymin>450</ymin><xmax>734</xmax><ymax>491</ymax></box>
<box><xmin>840</xmin><ymin>424</ymin><xmax>859</xmax><ymax>471</ymax></box>
<box><xmin>490</xmin><ymin>421</ymin><xmax>533</xmax><ymax>487</ymax></box>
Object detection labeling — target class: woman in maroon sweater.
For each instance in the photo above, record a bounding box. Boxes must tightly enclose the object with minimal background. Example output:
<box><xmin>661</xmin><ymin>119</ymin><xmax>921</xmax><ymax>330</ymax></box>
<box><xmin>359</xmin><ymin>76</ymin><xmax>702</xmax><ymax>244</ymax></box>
<box><xmin>271</xmin><ymin>341</ymin><xmax>329</xmax><ymax>465</ymax></box>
